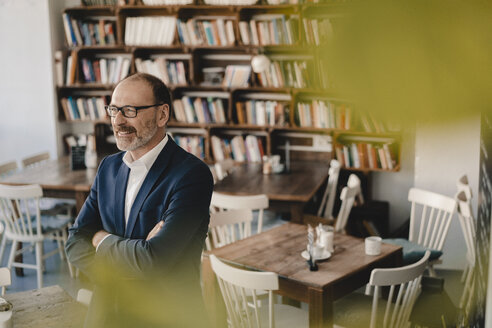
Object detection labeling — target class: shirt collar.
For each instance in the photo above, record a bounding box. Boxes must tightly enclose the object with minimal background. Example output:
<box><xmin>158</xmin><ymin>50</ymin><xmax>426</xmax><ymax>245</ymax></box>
<box><xmin>122</xmin><ymin>134</ymin><xmax>169</xmax><ymax>171</ymax></box>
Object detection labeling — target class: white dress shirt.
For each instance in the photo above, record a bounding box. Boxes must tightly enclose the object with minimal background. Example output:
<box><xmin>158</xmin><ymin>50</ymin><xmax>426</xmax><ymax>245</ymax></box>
<box><xmin>96</xmin><ymin>135</ymin><xmax>168</xmax><ymax>250</ymax></box>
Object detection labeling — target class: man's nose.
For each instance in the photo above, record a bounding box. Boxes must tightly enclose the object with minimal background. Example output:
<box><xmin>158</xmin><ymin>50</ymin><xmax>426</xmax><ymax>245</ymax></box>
<box><xmin>113</xmin><ymin>110</ymin><xmax>126</xmax><ymax>125</ymax></box>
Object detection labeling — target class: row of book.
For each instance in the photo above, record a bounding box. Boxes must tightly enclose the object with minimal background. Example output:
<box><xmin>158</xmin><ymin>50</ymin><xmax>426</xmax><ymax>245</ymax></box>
<box><xmin>358</xmin><ymin>112</ymin><xmax>400</xmax><ymax>134</ymax></box>
<box><xmin>302</xmin><ymin>18</ymin><xmax>333</xmax><ymax>46</ymax></box>
<box><xmin>222</xmin><ymin>65</ymin><xmax>251</xmax><ymax>88</ymax></box>
<box><xmin>235</xmin><ymin>100</ymin><xmax>288</xmax><ymax>126</ymax></box>
<box><xmin>296</xmin><ymin>100</ymin><xmax>352</xmax><ymax>129</ymax></box>
<box><xmin>135</xmin><ymin>58</ymin><xmax>187</xmax><ymax>86</ymax></box>
<box><xmin>60</xmin><ymin>96</ymin><xmax>108</xmax><ymax>121</ymax></box>
<box><xmin>211</xmin><ymin>135</ymin><xmax>265</xmax><ymax>162</ymax></box>
<box><xmin>62</xmin><ymin>14</ymin><xmax>116</xmax><ymax>47</ymax></box>
<box><xmin>177</xmin><ymin>18</ymin><xmax>235</xmax><ymax>46</ymax></box>
<box><xmin>256</xmin><ymin>60</ymin><xmax>310</xmax><ymax>88</ymax></box>
<box><xmin>173</xmin><ymin>96</ymin><xmax>227</xmax><ymax>124</ymax></box>
<box><xmin>80</xmin><ymin>57</ymin><xmax>131</xmax><ymax>84</ymax></box>
<box><xmin>172</xmin><ymin>135</ymin><xmax>205</xmax><ymax>159</ymax></box>
<box><xmin>239</xmin><ymin>15</ymin><xmax>299</xmax><ymax>46</ymax></box>
<box><xmin>124</xmin><ymin>17</ymin><xmax>177</xmax><ymax>46</ymax></box>
<box><xmin>143</xmin><ymin>0</ymin><xmax>193</xmax><ymax>4</ymax></box>
<box><xmin>81</xmin><ymin>0</ymin><xmax>117</xmax><ymax>5</ymax></box>
<box><xmin>335</xmin><ymin>143</ymin><xmax>396</xmax><ymax>170</ymax></box>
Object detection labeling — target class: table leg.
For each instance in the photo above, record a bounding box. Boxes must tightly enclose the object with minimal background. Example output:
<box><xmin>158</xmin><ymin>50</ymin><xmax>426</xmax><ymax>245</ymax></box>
<box><xmin>290</xmin><ymin>202</ymin><xmax>305</xmax><ymax>224</ymax></box>
<box><xmin>201</xmin><ymin>256</ymin><xmax>227</xmax><ymax>328</ymax></box>
<box><xmin>308</xmin><ymin>286</ymin><xmax>333</xmax><ymax>328</ymax></box>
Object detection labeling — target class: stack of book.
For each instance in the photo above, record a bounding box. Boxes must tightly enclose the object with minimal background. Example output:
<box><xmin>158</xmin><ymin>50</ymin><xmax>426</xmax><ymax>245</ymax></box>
<box><xmin>235</xmin><ymin>100</ymin><xmax>288</xmax><ymax>126</ymax></box>
<box><xmin>239</xmin><ymin>14</ymin><xmax>298</xmax><ymax>46</ymax></box>
<box><xmin>335</xmin><ymin>143</ymin><xmax>396</xmax><ymax>170</ymax></box>
<box><xmin>177</xmin><ymin>17</ymin><xmax>236</xmax><ymax>46</ymax></box>
<box><xmin>222</xmin><ymin>65</ymin><xmax>251</xmax><ymax>88</ymax></box>
<box><xmin>82</xmin><ymin>0</ymin><xmax>117</xmax><ymax>5</ymax></box>
<box><xmin>62</xmin><ymin>14</ymin><xmax>116</xmax><ymax>47</ymax></box>
<box><xmin>211</xmin><ymin>135</ymin><xmax>264</xmax><ymax>162</ymax></box>
<box><xmin>296</xmin><ymin>100</ymin><xmax>351</xmax><ymax>129</ymax></box>
<box><xmin>135</xmin><ymin>58</ymin><xmax>187</xmax><ymax>86</ymax></box>
<box><xmin>302</xmin><ymin>18</ymin><xmax>333</xmax><ymax>46</ymax></box>
<box><xmin>143</xmin><ymin>0</ymin><xmax>193</xmax><ymax>4</ymax></box>
<box><xmin>203</xmin><ymin>0</ymin><xmax>257</xmax><ymax>5</ymax></box>
<box><xmin>60</xmin><ymin>96</ymin><xmax>108</xmax><ymax>121</ymax></box>
<box><xmin>124</xmin><ymin>17</ymin><xmax>177</xmax><ymax>46</ymax></box>
<box><xmin>173</xmin><ymin>135</ymin><xmax>205</xmax><ymax>159</ymax></box>
<box><xmin>256</xmin><ymin>60</ymin><xmax>310</xmax><ymax>88</ymax></box>
<box><xmin>173</xmin><ymin>96</ymin><xmax>227</xmax><ymax>124</ymax></box>
<box><xmin>80</xmin><ymin>56</ymin><xmax>131</xmax><ymax>84</ymax></box>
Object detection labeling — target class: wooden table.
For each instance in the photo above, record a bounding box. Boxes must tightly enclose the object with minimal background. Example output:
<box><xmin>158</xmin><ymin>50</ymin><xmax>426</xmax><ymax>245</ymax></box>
<box><xmin>214</xmin><ymin>161</ymin><xmax>328</xmax><ymax>223</ymax></box>
<box><xmin>4</xmin><ymin>285</ymin><xmax>86</xmax><ymax>328</ymax></box>
<box><xmin>0</xmin><ymin>157</ymin><xmax>95</xmax><ymax>213</ymax></box>
<box><xmin>203</xmin><ymin>223</ymin><xmax>402</xmax><ymax>328</ymax></box>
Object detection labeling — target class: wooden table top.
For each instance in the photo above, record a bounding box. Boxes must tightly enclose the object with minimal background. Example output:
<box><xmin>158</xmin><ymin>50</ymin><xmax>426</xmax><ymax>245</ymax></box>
<box><xmin>5</xmin><ymin>285</ymin><xmax>86</xmax><ymax>328</ymax></box>
<box><xmin>207</xmin><ymin>222</ymin><xmax>402</xmax><ymax>289</ymax></box>
<box><xmin>0</xmin><ymin>157</ymin><xmax>95</xmax><ymax>192</ymax></box>
<box><xmin>213</xmin><ymin>161</ymin><xmax>329</xmax><ymax>202</ymax></box>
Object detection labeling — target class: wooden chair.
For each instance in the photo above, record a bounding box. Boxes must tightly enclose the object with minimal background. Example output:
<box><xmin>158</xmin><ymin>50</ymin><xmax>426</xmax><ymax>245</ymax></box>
<box><xmin>317</xmin><ymin>159</ymin><xmax>341</xmax><ymax>219</ymax></box>
<box><xmin>456</xmin><ymin>190</ymin><xmax>476</xmax><ymax>313</ymax></box>
<box><xmin>206</xmin><ymin>209</ymin><xmax>253</xmax><ymax>250</ymax></box>
<box><xmin>211</xmin><ymin>192</ymin><xmax>269</xmax><ymax>234</ymax></box>
<box><xmin>0</xmin><ymin>161</ymin><xmax>18</xmax><ymax>176</ymax></box>
<box><xmin>214</xmin><ymin>158</ymin><xmax>235</xmax><ymax>181</ymax></box>
<box><xmin>209</xmin><ymin>254</ymin><xmax>308</xmax><ymax>328</ymax></box>
<box><xmin>0</xmin><ymin>267</ymin><xmax>11</xmax><ymax>296</ymax></box>
<box><xmin>334</xmin><ymin>251</ymin><xmax>430</xmax><ymax>328</ymax></box>
<box><xmin>76</xmin><ymin>288</ymin><xmax>93</xmax><ymax>307</ymax></box>
<box><xmin>21</xmin><ymin>152</ymin><xmax>50</xmax><ymax>168</ymax></box>
<box><xmin>0</xmin><ymin>184</ymin><xmax>73</xmax><ymax>289</ymax></box>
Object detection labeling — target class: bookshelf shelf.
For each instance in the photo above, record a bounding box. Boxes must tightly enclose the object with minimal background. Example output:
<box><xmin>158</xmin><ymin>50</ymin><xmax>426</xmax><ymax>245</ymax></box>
<box><xmin>57</xmin><ymin>2</ymin><xmax>401</xmax><ymax>171</ymax></box>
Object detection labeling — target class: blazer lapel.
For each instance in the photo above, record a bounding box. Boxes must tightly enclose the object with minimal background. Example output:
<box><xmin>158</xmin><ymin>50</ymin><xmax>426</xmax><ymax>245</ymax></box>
<box><xmin>114</xmin><ymin>162</ymin><xmax>130</xmax><ymax>237</ymax></box>
<box><xmin>124</xmin><ymin>138</ymin><xmax>178</xmax><ymax>238</ymax></box>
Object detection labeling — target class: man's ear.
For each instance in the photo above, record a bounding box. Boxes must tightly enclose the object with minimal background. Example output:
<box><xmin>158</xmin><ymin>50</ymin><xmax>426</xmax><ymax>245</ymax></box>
<box><xmin>157</xmin><ymin>104</ymin><xmax>170</xmax><ymax>127</ymax></box>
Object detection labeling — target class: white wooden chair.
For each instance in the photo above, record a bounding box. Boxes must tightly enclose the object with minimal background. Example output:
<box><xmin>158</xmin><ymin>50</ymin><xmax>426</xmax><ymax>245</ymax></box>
<box><xmin>206</xmin><ymin>209</ymin><xmax>253</xmax><ymax>250</ymax></box>
<box><xmin>214</xmin><ymin>158</ymin><xmax>235</xmax><ymax>181</ymax></box>
<box><xmin>209</xmin><ymin>254</ymin><xmax>308</xmax><ymax>328</ymax></box>
<box><xmin>211</xmin><ymin>192</ymin><xmax>269</xmax><ymax>234</ymax></box>
<box><xmin>456</xmin><ymin>190</ymin><xmax>476</xmax><ymax>313</ymax></box>
<box><xmin>76</xmin><ymin>288</ymin><xmax>93</xmax><ymax>307</ymax></box>
<box><xmin>334</xmin><ymin>251</ymin><xmax>430</xmax><ymax>328</ymax></box>
<box><xmin>0</xmin><ymin>184</ymin><xmax>73</xmax><ymax>289</ymax></box>
<box><xmin>334</xmin><ymin>174</ymin><xmax>361</xmax><ymax>233</ymax></box>
<box><xmin>407</xmin><ymin>188</ymin><xmax>457</xmax><ymax>276</ymax></box>
<box><xmin>0</xmin><ymin>161</ymin><xmax>18</xmax><ymax>177</ymax></box>
<box><xmin>0</xmin><ymin>267</ymin><xmax>11</xmax><ymax>296</ymax></box>
<box><xmin>317</xmin><ymin>159</ymin><xmax>341</xmax><ymax>219</ymax></box>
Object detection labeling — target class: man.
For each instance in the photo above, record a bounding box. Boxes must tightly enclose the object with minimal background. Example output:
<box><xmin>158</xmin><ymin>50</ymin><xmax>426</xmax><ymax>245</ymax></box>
<box><xmin>66</xmin><ymin>73</ymin><xmax>213</xmax><ymax>328</ymax></box>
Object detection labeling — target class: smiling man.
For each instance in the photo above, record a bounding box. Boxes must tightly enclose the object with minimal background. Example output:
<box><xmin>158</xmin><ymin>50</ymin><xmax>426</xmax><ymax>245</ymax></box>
<box><xmin>65</xmin><ymin>73</ymin><xmax>213</xmax><ymax>328</ymax></box>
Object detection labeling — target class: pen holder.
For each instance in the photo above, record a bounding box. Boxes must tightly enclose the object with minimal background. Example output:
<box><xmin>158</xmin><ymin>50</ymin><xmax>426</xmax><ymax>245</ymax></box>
<box><xmin>0</xmin><ymin>298</ymin><xmax>13</xmax><ymax>328</ymax></box>
<box><xmin>70</xmin><ymin>146</ymin><xmax>86</xmax><ymax>170</ymax></box>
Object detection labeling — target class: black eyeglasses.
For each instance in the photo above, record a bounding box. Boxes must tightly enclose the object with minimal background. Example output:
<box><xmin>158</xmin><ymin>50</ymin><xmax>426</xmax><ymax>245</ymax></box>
<box><xmin>105</xmin><ymin>103</ymin><xmax>164</xmax><ymax>118</ymax></box>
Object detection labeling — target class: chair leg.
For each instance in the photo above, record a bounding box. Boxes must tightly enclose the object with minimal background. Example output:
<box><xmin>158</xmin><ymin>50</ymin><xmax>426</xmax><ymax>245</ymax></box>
<box><xmin>7</xmin><ymin>240</ymin><xmax>17</xmax><ymax>270</ymax></box>
<box><xmin>0</xmin><ymin>234</ymin><xmax>7</xmax><ymax>265</ymax></box>
<box><xmin>35</xmin><ymin>241</ymin><xmax>43</xmax><ymax>289</ymax></box>
<box><xmin>56</xmin><ymin>231</ymin><xmax>64</xmax><ymax>260</ymax></box>
<box><xmin>61</xmin><ymin>229</ymin><xmax>74</xmax><ymax>278</ymax></box>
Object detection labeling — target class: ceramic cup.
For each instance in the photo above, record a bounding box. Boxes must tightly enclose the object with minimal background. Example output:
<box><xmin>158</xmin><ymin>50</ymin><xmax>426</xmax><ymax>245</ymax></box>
<box><xmin>318</xmin><ymin>226</ymin><xmax>334</xmax><ymax>252</ymax></box>
<box><xmin>365</xmin><ymin>236</ymin><xmax>382</xmax><ymax>256</ymax></box>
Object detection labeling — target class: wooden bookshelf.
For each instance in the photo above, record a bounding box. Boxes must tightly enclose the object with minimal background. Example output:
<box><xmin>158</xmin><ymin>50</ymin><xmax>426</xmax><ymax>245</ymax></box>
<box><xmin>56</xmin><ymin>1</ymin><xmax>402</xmax><ymax>172</ymax></box>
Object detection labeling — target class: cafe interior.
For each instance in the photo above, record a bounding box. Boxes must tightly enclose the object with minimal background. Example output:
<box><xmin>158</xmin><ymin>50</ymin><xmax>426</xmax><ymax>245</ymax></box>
<box><xmin>0</xmin><ymin>0</ymin><xmax>490</xmax><ymax>327</ymax></box>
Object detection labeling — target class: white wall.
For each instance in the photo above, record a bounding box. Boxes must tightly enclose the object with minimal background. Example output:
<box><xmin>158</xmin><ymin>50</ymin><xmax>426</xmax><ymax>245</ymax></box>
<box><xmin>414</xmin><ymin>116</ymin><xmax>481</xmax><ymax>269</ymax></box>
<box><xmin>0</xmin><ymin>0</ymin><xmax>58</xmax><ymax>164</ymax></box>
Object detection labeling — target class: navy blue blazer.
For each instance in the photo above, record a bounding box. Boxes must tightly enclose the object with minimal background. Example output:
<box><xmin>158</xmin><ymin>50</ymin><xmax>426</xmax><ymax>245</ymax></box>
<box><xmin>66</xmin><ymin>137</ymin><xmax>213</xmax><ymax>327</ymax></box>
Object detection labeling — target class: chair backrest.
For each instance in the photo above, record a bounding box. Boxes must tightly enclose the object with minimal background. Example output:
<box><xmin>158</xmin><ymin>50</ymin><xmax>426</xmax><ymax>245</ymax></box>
<box><xmin>368</xmin><ymin>251</ymin><xmax>430</xmax><ymax>328</ymax></box>
<box><xmin>211</xmin><ymin>192</ymin><xmax>269</xmax><ymax>234</ymax></box>
<box><xmin>206</xmin><ymin>209</ymin><xmax>253</xmax><ymax>250</ymax></box>
<box><xmin>457</xmin><ymin>190</ymin><xmax>476</xmax><ymax>267</ymax></box>
<box><xmin>209</xmin><ymin>165</ymin><xmax>219</xmax><ymax>184</ymax></box>
<box><xmin>22</xmin><ymin>152</ymin><xmax>50</xmax><ymax>168</ymax></box>
<box><xmin>0</xmin><ymin>184</ymin><xmax>44</xmax><ymax>240</ymax></box>
<box><xmin>0</xmin><ymin>161</ymin><xmax>18</xmax><ymax>176</ymax></box>
<box><xmin>215</xmin><ymin>158</ymin><xmax>235</xmax><ymax>181</ymax></box>
<box><xmin>408</xmin><ymin>188</ymin><xmax>457</xmax><ymax>251</ymax></box>
<box><xmin>334</xmin><ymin>174</ymin><xmax>360</xmax><ymax>233</ymax></box>
<box><xmin>210</xmin><ymin>254</ymin><xmax>278</xmax><ymax>328</ymax></box>
<box><xmin>347</xmin><ymin>173</ymin><xmax>365</xmax><ymax>205</ymax></box>
<box><xmin>317</xmin><ymin>159</ymin><xmax>341</xmax><ymax>219</ymax></box>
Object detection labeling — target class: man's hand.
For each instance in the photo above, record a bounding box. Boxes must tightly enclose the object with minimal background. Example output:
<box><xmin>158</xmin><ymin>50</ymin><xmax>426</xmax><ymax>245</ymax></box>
<box><xmin>146</xmin><ymin>220</ymin><xmax>164</xmax><ymax>241</ymax></box>
<box><xmin>92</xmin><ymin>230</ymin><xmax>110</xmax><ymax>248</ymax></box>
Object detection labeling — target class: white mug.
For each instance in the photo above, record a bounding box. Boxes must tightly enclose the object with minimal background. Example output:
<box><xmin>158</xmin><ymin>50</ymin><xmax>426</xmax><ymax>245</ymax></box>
<box><xmin>318</xmin><ymin>227</ymin><xmax>334</xmax><ymax>252</ymax></box>
<box><xmin>0</xmin><ymin>310</ymin><xmax>12</xmax><ymax>328</ymax></box>
<box><xmin>365</xmin><ymin>236</ymin><xmax>382</xmax><ymax>256</ymax></box>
